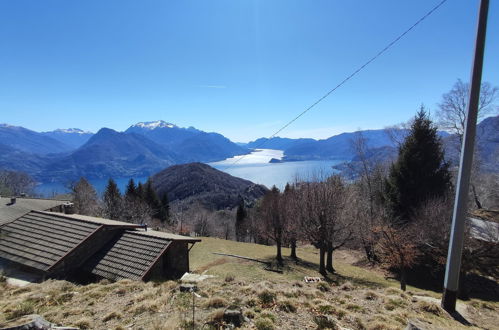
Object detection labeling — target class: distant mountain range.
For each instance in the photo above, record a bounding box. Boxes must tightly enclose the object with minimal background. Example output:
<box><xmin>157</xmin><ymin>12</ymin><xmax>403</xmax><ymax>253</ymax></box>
<box><xmin>0</xmin><ymin>116</ymin><xmax>497</xmax><ymax>182</ymax></box>
<box><xmin>243</xmin><ymin>129</ymin><xmax>449</xmax><ymax>161</ymax></box>
<box><xmin>0</xmin><ymin>121</ymin><xmax>248</xmax><ymax>181</ymax></box>
<box><xmin>151</xmin><ymin>162</ymin><xmax>268</xmax><ymax>210</ymax></box>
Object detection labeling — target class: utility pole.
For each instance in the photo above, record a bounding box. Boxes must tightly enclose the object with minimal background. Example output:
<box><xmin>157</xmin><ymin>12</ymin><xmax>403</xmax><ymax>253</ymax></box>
<box><xmin>441</xmin><ymin>0</ymin><xmax>489</xmax><ymax>313</ymax></box>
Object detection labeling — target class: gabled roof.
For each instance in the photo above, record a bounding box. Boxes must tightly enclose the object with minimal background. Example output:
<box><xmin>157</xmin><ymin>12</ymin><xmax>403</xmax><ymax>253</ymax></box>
<box><xmin>83</xmin><ymin>231</ymin><xmax>172</xmax><ymax>281</ymax></box>
<box><xmin>37</xmin><ymin>211</ymin><xmax>143</xmax><ymax>228</ymax></box>
<box><xmin>0</xmin><ymin>197</ymin><xmax>69</xmax><ymax>226</ymax></box>
<box><xmin>0</xmin><ymin>211</ymin><xmax>101</xmax><ymax>271</ymax></box>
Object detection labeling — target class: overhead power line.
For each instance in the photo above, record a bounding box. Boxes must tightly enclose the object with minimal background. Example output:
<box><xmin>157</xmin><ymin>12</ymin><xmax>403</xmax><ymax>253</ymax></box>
<box><xmin>229</xmin><ymin>0</ymin><xmax>448</xmax><ymax>167</ymax></box>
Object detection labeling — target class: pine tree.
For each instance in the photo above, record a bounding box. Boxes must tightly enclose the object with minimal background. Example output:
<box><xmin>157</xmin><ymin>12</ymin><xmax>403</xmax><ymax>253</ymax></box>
<box><xmin>385</xmin><ymin>108</ymin><xmax>451</xmax><ymax>224</ymax></box>
<box><xmin>235</xmin><ymin>197</ymin><xmax>247</xmax><ymax>241</ymax></box>
<box><xmin>144</xmin><ymin>179</ymin><xmax>162</xmax><ymax>220</ymax></box>
<box><xmin>125</xmin><ymin>178</ymin><xmax>137</xmax><ymax>199</ymax></box>
<box><xmin>136</xmin><ymin>182</ymin><xmax>145</xmax><ymax>200</ymax></box>
<box><xmin>103</xmin><ymin>178</ymin><xmax>122</xmax><ymax>220</ymax></box>
<box><xmin>159</xmin><ymin>193</ymin><xmax>170</xmax><ymax>223</ymax></box>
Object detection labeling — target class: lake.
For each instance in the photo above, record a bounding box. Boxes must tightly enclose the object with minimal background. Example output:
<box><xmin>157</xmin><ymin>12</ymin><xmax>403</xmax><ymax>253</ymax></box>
<box><xmin>208</xmin><ymin>149</ymin><xmax>344</xmax><ymax>189</ymax></box>
<box><xmin>35</xmin><ymin>149</ymin><xmax>345</xmax><ymax>196</ymax></box>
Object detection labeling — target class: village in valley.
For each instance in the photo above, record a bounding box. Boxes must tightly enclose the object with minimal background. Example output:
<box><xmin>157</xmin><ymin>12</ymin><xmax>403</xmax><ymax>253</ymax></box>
<box><xmin>0</xmin><ymin>1</ymin><xmax>499</xmax><ymax>329</ymax></box>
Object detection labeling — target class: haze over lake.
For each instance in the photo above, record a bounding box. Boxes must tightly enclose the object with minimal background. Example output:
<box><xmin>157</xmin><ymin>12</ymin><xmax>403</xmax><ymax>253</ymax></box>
<box><xmin>35</xmin><ymin>149</ymin><xmax>343</xmax><ymax>196</ymax></box>
<box><xmin>209</xmin><ymin>149</ymin><xmax>343</xmax><ymax>189</ymax></box>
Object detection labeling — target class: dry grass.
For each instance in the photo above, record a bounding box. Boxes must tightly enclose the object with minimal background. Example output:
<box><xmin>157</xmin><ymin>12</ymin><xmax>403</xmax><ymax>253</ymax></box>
<box><xmin>0</xmin><ymin>237</ymin><xmax>496</xmax><ymax>329</ymax></box>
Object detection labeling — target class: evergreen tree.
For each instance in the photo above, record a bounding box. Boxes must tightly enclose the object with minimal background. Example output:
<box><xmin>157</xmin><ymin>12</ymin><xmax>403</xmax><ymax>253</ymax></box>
<box><xmin>144</xmin><ymin>179</ymin><xmax>162</xmax><ymax>220</ymax></box>
<box><xmin>235</xmin><ymin>197</ymin><xmax>247</xmax><ymax>241</ymax></box>
<box><xmin>103</xmin><ymin>178</ymin><xmax>122</xmax><ymax>220</ymax></box>
<box><xmin>385</xmin><ymin>108</ymin><xmax>451</xmax><ymax>224</ymax></box>
<box><xmin>125</xmin><ymin>178</ymin><xmax>137</xmax><ymax>199</ymax></box>
<box><xmin>159</xmin><ymin>193</ymin><xmax>170</xmax><ymax>223</ymax></box>
<box><xmin>136</xmin><ymin>182</ymin><xmax>145</xmax><ymax>200</ymax></box>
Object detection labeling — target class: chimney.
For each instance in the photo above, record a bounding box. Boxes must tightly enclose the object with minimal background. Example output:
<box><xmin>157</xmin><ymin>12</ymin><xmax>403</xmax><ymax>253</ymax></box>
<box><xmin>10</xmin><ymin>197</ymin><xmax>16</xmax><ymax>204</ymax></box>
<box><xmin>63</xmin><ymin>203</ymin><xmax>75</xmax><ymax>214</ymax></box>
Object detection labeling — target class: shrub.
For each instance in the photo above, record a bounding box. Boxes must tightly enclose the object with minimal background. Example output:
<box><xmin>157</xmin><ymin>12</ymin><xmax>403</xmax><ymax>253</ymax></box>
<box><xmin>317</xmin><ymin>282</ymin><xmax>330</xmax><ymax>292</ymax></box>
<box><xmin>0</xmin><ymin>271</ymin><xmax>6</xmax><ymax>283</ymax></box>
<box><xmin>278</xmin><ymin>300</ymin><xmax>297</xmax><ymax>313</ymax></box>
<box><xmin>208</xmin><ymin>309</ymin><xmax>225</xmax><ymax>323</ymax></box>
<box><xmin>260</xmin><ymin>312</ymin><xmax>276</xmax><ymax>323</ymax></box>
<box><xmin>340</xmin><ymin>282</ymin><xmax>354</xmax><ymax>291</ymax></box>
<box><xmin>346</xmin><ymin>303</ymin><xmax>363</xmax><ymax>312</ymax></box>
<box><xmin>6</xmin><ymin>301</ymin><xmax>36</xmax><ymax>320</ymax></box>
<box><xmin>255</xmin><ymin>317</ymin><xmax>275</xmax><ymax>330</ymax></box>
<box><xmin>74</xmin><ymin>318</ymin><xmax>92</xmax><ymax>329</ymax></box>
<box><xmin>224</xmin><ymin>273</ymin><xmax>235</xmax><ymax>282</ymax></box>
<box><xmin>384</xmin><ymin>298</ymin><xmax>406</xmax><ymax>311</ymax></box>
<box><xmin>246</xmin><ymin>298</ymin><xmax>258</xmax><ymax>307</ymax></box>
<box><xmin>317</xmin><ymin>304</ymin><xmax>335</xmax><ymax>315</ymax></box>
<box><xmin>258</xmin><ymin>289</ymin><xmax>277</xmax><ymax>306</ymax></box>
<box><xmin>313</xmin><ymin>315</ymin><xmax>338</xmax><ymax>329</ymax></box>
<box><xmin>103</xmin><ymin>311</ymin><xmax>123</xmax><ymax>322</ymax></box>
<box><xmin>205</xmin><ymin>297</ymin><xmax>228</xmax><ymax>308</ymax></box>
<box><xmin>364</xmin><ymin>291</ymin><xmax>379</xmax><ymax>300</ymax></box>
<box><xmin>417</xmin><ymin>301</ymin><xmax>443</xmax><ymax>316</ymax></box>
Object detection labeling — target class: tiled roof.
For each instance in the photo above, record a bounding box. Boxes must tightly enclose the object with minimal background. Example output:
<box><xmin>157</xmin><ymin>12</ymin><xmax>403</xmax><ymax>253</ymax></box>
<box><xmin>84</xmin><ymin>231</ymin><xmax>171</xmax><ymax>281</ymax></box>
<box><xmin>0</xmin><ymin>211</ymin><xmax>100</xmax><ymax>271</ymax></box>
<box><xmin>37</xmin><ymin>211</ymin><xmax>142</xmax><ymax>228</ymax></box>
<box><xmin>131</xmin><ymin>229</ymin><xmax>202</xmax><ymax>242</ymax></box>
<box><xmin>0</xmin><ymin>197</ymin><xmax>68</xmax><ymax>226</ymax></box>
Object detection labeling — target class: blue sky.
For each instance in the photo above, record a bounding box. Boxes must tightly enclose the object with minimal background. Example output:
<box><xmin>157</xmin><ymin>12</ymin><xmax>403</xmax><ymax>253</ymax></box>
<box><xmin>0</xmin><ymin>0</ymin><xmax>497</xmax><ymax>142</ymax></box>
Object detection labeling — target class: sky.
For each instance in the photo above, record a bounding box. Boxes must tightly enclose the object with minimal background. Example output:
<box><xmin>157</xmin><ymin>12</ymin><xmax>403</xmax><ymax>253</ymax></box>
<box><xmin>0</xmin><ymin>0</ymin><xmax>498</xmax><ymax>142</ymax></box>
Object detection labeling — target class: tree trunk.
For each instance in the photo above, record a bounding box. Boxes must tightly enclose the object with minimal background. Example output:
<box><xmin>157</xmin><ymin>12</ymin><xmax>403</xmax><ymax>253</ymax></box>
<box><xmin>471</xmin><ymin>184</ymin><xmax>482</xmax><ymax>209</ymax></box>
<box><xmin>276</xmin><ymin>240</ymin><xmax>283</xmax><ymax>265</ymax></box>
<box><xmin>326</xmin><ymin>242</ymin><xmax>335</xmax><ymax>273</ymax></box>
<box><xmin>290</xmin><ymin>238</ymin><xmax>297</xmax><ymax>260</ymax></box>
<box><xmin>400</xmin><ymin>267</ymin><xmax>407</xmax><ymax>291</ymax></box>
<box><xmin>319</xmin><ymin>245</ymin><xmax>327</xmax><ymax>275</ymax></box>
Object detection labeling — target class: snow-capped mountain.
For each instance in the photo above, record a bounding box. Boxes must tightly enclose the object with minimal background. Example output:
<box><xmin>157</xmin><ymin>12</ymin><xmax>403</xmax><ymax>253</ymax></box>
<box><xmin>0</xmin><ymin>124</ymin><xmax>73</xmax><ymax>154</ymax></box>
<box><xmin>126</xmin><ymin>120</ymin><xmax>248</xmax><ymax>163</ymax></box>
<box><xmin>41</xmin><ymin>128</ymin><xmax>94</xmax><ymax>149</ymax></box>
<box><xmin>131</xmin><ymin>120</ymin><xmax>177</xmax><ymax>130</ymax></box>
<box><xmin>52</xmin><ymin>128</ymin><xmax>93</xmax><ymax>134</ymax></box>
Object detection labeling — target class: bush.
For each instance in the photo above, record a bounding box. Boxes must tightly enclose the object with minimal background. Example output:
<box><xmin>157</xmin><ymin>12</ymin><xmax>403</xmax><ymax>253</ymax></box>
<box><xmin>364</xmin><ymin>291</ymin><xmax>379</xmax><ymax>300</ymax></box>
<box><xmin>384</xmin><ymin>298</ymin><xmax>406</xmax><ymax>311</ymax></box>
<box><xmin>74</xmin><ymin>318</ymin><xmax>92</xmax><ymax>329</ymax></box>
<box><xmin>6</xmin><ymin>301</ymin><xmax>35</xmax><ymax>320</ymax></box>
<box><xmin>255</xmin><ymin>317</ymin><xmax>275</xmax><ymax>330</ymax></box>
<box><xmin>258</xmin><ymin>289</ymin><xmax>277</xmax><ymax>306</ymax></box>
<box><xmin>313</xmin><ymin>315</ymin><xmax>338</xmax><ymax>329</ymax></box>
<box><xmin>417</xmin><ymin>301</ymin><xmax>443</xmax><ymax>316</ymax></box>
<box><xmin>103</xmin><ymin>311</ymin><xmax>122</xmax><ymax>322</ymax></box>
<box><xmin>224</xmin><ymin>273</ymin><xmax>235</xmax><ymax>282</ymax></box>
<box><xmin>260</xmin><ymin>312</ymin><xmax>276</xmax><ymax>323</ymax></box>
<box><xmin>205</xmin><ymin>297</ymin><xmax>228</xmax><ymax>308</ymax></box>
<box><xmin>317</xmin><ymin>282</ymin><xmax>330</xmax><ymax>292</ymax></box>
<box><xmin>278</xmin><ymin>300</ymin><xmax>297</xmax><ymax>313</ymax></box>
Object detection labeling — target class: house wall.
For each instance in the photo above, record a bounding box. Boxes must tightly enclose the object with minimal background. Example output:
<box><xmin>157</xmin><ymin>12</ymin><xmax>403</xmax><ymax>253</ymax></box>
<box><xmin>144</xmin><ymin>241</ymin><xmax>190</xmax><ymax>281</ymax></box>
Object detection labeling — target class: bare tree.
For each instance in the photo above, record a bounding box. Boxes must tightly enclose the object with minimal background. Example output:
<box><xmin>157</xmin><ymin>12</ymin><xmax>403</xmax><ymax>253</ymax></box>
<box><xmin>0</xmin><ymin>170</ymin><xmax>35</xmax><ymax>196</ymax></box>
<box><xmin>374</xmin><ymin>223</ymin><xmax>419</xmax><ymax>291</ymax></box>
<box><xmin>260</xmin><ymin>186</ymin><xmax>286</xmax><ymax>265</ymax></box>
<box><xmin>296</xmin><ymin>174</ymin><xmax>353</xmax><ymax>275</ymax></box>
<box><xmin>71</xmin><ymin>177</ymin><xmax>100</xmax><ymax>216</ymax></box>
<box><xmin>437</xmin><ymin>79</ymin><xmax>498</xmax><ymax>143</ymax></box>
<box><xmin>349</xmin><ymin>132</ymin><xmax>388</xmax><ymax>262</ymax></box>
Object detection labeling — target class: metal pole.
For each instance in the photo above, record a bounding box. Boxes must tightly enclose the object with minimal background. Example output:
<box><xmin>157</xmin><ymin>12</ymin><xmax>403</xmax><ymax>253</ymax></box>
<box><xmin>441</xmin><ymin>0</ymin><xmax>489</xmax><ymax>313</ymax></box>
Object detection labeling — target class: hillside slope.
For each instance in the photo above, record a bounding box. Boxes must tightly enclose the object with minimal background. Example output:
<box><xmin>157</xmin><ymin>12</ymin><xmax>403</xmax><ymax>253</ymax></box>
<box><xmin>0</xmin><ymin>238</ymin><xmax>496</xmax><ymax>329</ymax></box>
<box><xmin>151</xmin><ymin>163</ymin><xmax>268</xmax><ymax>209</ymax></box>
